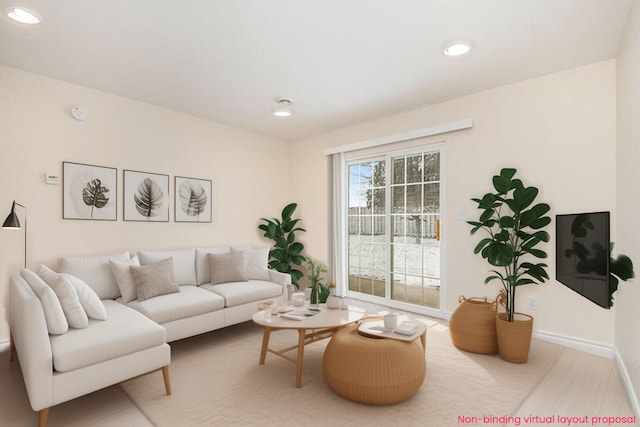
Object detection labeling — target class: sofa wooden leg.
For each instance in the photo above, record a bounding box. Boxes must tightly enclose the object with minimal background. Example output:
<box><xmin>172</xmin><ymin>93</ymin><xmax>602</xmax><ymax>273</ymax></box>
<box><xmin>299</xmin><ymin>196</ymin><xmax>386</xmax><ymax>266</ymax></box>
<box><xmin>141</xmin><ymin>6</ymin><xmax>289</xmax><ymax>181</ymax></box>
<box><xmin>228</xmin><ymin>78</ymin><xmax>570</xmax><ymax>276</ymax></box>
<box><xmin>39</xmin><ymin>408</ymin><xmax>49</xmax><ymax>427</ymax></box>
<box><xmin>162</xmin><ymin>366</ymin><xmax>172</xmax><ymax>395</ymax></box>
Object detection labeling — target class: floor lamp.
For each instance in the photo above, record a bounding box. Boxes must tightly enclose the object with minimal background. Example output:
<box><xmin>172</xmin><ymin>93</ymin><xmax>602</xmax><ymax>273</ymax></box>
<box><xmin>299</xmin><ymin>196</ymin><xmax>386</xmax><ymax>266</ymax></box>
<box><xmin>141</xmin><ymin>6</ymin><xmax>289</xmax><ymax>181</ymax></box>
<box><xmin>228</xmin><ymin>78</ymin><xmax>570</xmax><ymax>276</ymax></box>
<box><xmin>3</xmin><ymin>200</ymin><xmax>27</xmax><ymax>268</ymax></box>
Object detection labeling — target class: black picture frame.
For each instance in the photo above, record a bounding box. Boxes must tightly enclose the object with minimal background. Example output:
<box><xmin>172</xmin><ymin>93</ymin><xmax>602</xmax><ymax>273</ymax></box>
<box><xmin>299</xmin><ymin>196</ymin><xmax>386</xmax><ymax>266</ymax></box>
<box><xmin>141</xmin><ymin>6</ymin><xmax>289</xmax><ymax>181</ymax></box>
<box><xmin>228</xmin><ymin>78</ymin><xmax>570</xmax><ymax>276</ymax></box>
<box><xmin>123</xmin><ymin>169</ymin><xmax>170</xmax><ymax>222</ymax></box>
<box><xmin>63</xmin><ymin>161</ymin><xmax>117</xmax><ymax>221</ymax></box>
<box><xmin>174</xmin><ymin>176</ymin><xmax>212</xmax><ymax>223</ymax></box>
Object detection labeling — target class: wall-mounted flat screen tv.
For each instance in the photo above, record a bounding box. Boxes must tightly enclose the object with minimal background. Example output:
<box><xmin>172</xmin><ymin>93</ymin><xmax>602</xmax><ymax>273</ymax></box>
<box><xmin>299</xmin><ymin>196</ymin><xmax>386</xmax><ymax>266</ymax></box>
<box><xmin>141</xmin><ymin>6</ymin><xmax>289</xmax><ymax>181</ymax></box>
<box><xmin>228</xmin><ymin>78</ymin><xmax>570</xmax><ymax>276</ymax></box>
<box><xmin>555</xmin><ymin>211</ymin><xmax>610</xmax><ymax>309</ymax></box>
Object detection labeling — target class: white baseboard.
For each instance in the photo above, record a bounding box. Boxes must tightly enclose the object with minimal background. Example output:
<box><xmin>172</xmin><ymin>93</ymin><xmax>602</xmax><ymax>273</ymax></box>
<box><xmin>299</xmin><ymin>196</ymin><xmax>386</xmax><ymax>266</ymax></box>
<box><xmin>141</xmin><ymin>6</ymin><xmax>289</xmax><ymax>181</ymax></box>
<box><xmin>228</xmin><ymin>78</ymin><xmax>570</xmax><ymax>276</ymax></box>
<box><xmin>0</xmin><ymin>338</ymin><xmax>9</xmax><ymax>352</ymax></box>
<box><xmin>613</xmin><ymin>346</ymin><xmax>640</xmax><ymax>418</ymax></box>
<box><xmin>533</xmin><ymin>330</ymin><xmax>614</xmax><ymax>358</ymax></box>
<box><xmin>534</xmin><ymin>330</ymin><xmax>639</xmax><ymax>417</ymax></box>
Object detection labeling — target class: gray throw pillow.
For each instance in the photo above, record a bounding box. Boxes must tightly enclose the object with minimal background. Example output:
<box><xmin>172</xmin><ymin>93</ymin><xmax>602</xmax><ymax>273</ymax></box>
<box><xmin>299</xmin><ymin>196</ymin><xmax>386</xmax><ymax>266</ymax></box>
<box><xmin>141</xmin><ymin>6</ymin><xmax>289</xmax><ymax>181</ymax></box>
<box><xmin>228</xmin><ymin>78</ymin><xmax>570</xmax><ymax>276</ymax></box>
<box><xmin>130</xmin><ymin>258</ymin><xmax>180</xmax><ymax>301</ymax></box>
<box><xmin>208</xmin><ymin>252</ymin><xmax>249</xmax><ymax>285</ymax></box>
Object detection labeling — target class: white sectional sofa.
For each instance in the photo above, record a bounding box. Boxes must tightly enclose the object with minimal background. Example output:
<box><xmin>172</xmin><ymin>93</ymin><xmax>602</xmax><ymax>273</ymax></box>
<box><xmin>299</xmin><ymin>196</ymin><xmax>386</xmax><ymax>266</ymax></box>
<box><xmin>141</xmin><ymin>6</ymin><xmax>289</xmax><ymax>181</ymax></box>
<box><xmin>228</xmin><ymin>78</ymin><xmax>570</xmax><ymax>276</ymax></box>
<box><xmin>9</xmin><ymin>246</ymin><xmax>290</xmax><ymax>427</ymax></box>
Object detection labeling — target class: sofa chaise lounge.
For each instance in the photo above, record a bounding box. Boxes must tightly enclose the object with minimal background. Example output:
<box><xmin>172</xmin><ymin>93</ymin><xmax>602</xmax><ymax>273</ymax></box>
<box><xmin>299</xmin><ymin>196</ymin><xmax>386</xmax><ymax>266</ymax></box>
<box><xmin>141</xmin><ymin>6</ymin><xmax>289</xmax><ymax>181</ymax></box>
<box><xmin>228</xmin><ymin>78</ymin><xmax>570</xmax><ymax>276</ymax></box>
<box><xmin>9</xmin><ymin>246</ymin><xmax>289</xmax><ymax>427</ymax></box>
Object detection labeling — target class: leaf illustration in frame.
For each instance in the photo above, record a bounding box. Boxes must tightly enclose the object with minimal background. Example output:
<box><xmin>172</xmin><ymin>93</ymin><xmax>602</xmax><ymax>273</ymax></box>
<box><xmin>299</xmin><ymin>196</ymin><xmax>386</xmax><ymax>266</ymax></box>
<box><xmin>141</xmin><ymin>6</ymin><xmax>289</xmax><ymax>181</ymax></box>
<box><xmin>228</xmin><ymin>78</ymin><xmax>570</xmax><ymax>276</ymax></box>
<box><xmin>64</xmin><ymin>162</ymin><xmax>117</xmax><ymax>221</ymax></box>
<box><xmin>174</xmin><ymin>176</ymin><xmax>212</xmax><ymax>223</ymax></box>
<box><xmin>123</xmin><ymin>170</ymin><xmax>169</xmax><ymax>222</ymax></box>
<box><xmin>82</xmin><ymin>178</ymin><xmax>110</xmax><ymax>218</ymax></box>
<box><xmin>178</xmin><ymin>180</ymin><xmax>207</xmax><ymax>218</ymax></box>
<box><xmin>134</xmin><ymin>177</ymin><xmax>166</xmax><ymax>219</ymax></box>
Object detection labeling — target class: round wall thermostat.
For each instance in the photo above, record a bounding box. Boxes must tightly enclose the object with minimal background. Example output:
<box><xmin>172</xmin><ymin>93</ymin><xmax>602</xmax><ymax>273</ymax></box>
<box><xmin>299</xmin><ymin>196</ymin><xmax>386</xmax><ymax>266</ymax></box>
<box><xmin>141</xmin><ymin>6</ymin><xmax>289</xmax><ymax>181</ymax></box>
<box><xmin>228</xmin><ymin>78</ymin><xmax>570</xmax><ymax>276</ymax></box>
<box><xmin>71</xmin><ymin>105</ymin><xmax>88</xmax><ymax>121</ymax></box>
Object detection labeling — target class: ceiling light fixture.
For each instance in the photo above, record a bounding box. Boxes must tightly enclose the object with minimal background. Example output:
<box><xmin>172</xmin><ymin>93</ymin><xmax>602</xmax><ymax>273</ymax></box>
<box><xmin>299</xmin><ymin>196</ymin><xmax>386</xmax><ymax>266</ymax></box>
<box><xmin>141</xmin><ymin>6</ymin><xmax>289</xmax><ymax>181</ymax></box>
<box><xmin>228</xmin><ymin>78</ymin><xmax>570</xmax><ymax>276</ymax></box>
<box><xmin>5</xmin><ymin>6</ymin><xmax>42</xmax><ymax>24</ymax></box>
<box><xmin>443</xmin><ymin>40</ymin><xmax>471</xmax><ymax>57</ymax></box>
<box><xmin>272</xmin><ymin>98</ymin><xmax>293</xmax><ymax>117</ymax></box>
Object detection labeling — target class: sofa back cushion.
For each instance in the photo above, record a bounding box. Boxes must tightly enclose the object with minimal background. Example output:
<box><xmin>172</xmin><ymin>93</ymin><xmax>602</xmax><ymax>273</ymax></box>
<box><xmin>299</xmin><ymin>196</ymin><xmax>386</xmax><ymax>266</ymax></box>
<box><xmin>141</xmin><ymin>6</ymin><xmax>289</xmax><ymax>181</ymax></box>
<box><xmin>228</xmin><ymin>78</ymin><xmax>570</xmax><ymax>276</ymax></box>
<box><xmin>57</xmin><ymin>252</ymin><xmax>130</xmax><ymax>299</ymax></box>
<box><xmin>230</xmin><ymin>247</ymin><xmax>271</xmax><ymax>281</ymax></box>
<box><xmin>195</xmin><ymin>247</ymin><xmax>230</xmax><ymax>285</ymax></box>
<box><xmin>137</xmin><ymin>248</ymin><xmax>196</xmax><ymax>285</ymax></box>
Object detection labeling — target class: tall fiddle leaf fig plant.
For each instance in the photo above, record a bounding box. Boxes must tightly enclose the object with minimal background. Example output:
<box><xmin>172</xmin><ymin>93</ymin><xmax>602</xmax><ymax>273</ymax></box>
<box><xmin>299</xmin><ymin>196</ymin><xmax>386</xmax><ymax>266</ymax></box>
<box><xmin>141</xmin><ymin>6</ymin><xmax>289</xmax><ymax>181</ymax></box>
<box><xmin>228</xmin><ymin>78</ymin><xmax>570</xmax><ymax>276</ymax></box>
<box><xmin>468</xmin><ymin>168</ymin><xmax>552</xmax><ymax>322</ymax></box>
<box><xmin>259</xmin><ymin>203</ymin><xmax>307</xmax><ymax>288</ymax></box>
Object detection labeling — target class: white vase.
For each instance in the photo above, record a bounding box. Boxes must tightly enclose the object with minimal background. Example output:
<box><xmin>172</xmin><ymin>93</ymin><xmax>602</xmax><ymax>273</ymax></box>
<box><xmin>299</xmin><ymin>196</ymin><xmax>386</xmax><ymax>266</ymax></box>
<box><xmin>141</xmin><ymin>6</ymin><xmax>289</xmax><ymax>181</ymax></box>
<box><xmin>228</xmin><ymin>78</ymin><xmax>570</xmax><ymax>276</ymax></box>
<box><xmin>326</xmin><ymin>295</ymin><xmax>341</xmax><ymax>309</ymax></box>
<box><xmin>292</xmin><ymin>292</ymin><xmax>305</xmax><ymax>307</ymax></box>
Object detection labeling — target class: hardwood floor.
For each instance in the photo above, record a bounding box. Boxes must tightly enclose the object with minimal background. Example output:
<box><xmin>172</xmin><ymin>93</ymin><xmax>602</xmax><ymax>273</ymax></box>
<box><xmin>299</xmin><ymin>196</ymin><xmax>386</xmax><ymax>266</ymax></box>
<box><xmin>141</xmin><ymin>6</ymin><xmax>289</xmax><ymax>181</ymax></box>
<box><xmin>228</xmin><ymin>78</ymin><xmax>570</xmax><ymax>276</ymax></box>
<box><xmin>1</xmin><ymin>323</ymin><xmax>638</xmax><ymax>426</ymax></box>
<box><xmin>349</xmin><ymin>298</ymin><xmax>638</xmax><ymax>426</ymax></box>
<box><xmin>507</xmin><ymin>345</ymin><xmax>638</xmax><ymax>426</ymax></box>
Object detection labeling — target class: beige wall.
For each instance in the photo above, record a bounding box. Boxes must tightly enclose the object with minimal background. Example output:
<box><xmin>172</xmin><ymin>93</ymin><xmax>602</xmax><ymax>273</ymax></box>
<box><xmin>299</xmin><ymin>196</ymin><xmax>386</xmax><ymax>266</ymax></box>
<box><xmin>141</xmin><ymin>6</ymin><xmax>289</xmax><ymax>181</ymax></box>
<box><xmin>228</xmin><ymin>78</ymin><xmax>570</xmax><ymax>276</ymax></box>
<box><xmin>0</xmin><ymin>66</ymin><xmax>292</xmax><ymax>339</ymax></box>
<box><xmin>1</xmin><ymin>28</ymin><xmax>636</xmax><ymax>406</ymax></box>
<box><xmin>291</xmin><ymin>60</ymin><xmax>618</xmax><ymax>345</ymax></box>
<box><xmin>616</xmin><ymin>0</ymin><xmax>640</xmax><ymax>409</ymax></box>
<box><xmin>0</xmin><ymin>46</ymin><xmax>627</xmax><ymax>349</ymax></box>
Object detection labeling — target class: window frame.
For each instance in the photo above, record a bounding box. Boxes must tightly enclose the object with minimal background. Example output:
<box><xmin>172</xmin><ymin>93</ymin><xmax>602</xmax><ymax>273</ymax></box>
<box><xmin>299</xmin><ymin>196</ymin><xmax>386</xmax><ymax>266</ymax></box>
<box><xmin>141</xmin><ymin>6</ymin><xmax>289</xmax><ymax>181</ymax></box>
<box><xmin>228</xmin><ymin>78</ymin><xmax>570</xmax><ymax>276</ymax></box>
<box><xmin>340</xmin><ymin>142</ymin><xmax>446</xmax><ymax>317</ymax></box>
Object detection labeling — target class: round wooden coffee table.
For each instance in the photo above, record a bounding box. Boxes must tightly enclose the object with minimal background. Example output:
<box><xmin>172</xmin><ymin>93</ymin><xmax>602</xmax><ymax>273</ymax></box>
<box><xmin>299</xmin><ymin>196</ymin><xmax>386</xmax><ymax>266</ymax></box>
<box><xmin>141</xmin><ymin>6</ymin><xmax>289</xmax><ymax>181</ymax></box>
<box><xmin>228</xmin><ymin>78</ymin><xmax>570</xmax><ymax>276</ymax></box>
<box><xmin>252</xmin><ymin>305</ymin><xmax>365</xmax><ymax>388</ymax></box>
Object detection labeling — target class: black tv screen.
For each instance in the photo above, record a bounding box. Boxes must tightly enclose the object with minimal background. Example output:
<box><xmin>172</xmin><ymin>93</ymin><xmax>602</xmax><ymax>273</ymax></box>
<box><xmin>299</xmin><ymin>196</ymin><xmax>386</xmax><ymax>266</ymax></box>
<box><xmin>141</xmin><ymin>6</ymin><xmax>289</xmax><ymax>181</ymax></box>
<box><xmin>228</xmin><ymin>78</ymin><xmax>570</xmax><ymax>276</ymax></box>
<box><xmin>555</xmin><ymin>211</ymin><xmax>610</xmax><ymax>309</ymax></box>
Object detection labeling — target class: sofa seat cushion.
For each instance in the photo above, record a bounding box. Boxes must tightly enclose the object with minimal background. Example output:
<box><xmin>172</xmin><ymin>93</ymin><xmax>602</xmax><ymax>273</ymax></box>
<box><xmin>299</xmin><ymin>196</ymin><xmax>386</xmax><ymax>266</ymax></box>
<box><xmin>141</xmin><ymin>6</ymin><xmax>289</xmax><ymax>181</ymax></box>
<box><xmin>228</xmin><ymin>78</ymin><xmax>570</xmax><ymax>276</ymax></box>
<box><xmin>201</xmin><ymin>280</ymin><xmax>283</xmax><ymax>308</ymax></box>
<box><xmin>50</xmin><ymin>300</ymin><xmax>165</xmax><ymax>373</ymax></box>
<box><xmin>125</xmin><ymin>285</ymin><xmax>224</xmax><ymax>324</ymax></box>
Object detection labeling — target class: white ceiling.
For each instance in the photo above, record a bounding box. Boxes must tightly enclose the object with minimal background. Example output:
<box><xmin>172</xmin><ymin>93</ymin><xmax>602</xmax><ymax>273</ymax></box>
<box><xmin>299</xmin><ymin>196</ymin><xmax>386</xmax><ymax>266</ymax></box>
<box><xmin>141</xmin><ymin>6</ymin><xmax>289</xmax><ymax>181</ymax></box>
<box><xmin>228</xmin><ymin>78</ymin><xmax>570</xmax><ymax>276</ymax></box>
<box><xmin>0</xmin><ymin>0</ymin><xmax>632</xmax><ymax>141</ymax></box>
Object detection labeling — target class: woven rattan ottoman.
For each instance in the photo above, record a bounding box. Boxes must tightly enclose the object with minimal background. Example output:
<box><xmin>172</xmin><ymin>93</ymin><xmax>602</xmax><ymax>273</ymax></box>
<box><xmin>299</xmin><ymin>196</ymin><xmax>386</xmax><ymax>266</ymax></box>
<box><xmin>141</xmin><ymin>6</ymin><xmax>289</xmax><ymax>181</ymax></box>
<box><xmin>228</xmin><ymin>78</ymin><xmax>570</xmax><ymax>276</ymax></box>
<box><xmin>322</xmin><ymin>323</ymin><xmax>426</xmax><ymax>405</ymax></box>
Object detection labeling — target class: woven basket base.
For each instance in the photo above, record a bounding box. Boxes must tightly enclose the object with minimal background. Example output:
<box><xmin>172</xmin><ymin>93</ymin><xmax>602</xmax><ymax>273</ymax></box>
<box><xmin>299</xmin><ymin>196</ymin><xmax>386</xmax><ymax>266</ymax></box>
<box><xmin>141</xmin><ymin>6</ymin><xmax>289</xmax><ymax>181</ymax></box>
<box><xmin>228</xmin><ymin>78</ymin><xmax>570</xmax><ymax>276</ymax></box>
<box><xmin>323</xmin><ymin>324</ymin><xmax>426</xmax><ymax>405</ymax></box>
<box><xmin>449</xmin><ymin>297</ymin><xmax>498</xmax><ymax>354</ymax></box>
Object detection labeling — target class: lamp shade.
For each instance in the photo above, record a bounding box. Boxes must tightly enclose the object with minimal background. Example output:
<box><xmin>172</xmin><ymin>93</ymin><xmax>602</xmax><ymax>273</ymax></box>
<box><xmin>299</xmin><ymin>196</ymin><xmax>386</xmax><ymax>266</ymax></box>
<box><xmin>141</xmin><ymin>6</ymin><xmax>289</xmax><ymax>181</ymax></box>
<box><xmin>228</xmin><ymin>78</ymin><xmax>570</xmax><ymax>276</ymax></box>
<box><xmin>2</xmin><ymin>201</ymin><xmax>21</xmax><ymax>229</ymax></box>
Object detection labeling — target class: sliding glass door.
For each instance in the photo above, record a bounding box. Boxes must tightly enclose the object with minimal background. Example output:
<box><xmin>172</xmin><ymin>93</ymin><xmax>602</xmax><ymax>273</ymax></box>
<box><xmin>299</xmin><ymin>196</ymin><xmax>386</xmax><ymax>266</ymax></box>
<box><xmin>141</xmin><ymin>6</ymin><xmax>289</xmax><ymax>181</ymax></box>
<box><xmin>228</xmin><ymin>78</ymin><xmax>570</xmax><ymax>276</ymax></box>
<box><xmin>347</xmin><ymin>146</ymin><xmax>441</xmax><ymax>311</ymax></box>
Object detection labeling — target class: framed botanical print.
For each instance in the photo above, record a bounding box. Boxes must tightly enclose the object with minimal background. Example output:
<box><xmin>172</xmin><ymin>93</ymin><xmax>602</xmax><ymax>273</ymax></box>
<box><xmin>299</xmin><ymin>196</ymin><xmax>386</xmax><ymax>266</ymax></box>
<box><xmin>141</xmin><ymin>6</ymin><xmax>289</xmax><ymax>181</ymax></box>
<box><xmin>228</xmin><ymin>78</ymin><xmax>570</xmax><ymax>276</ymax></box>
<box><xmin>174</xmin><ymin>176</ymin><xmax>212</xmax><ymax>223</ymax></box>
<box><xmin>123</xmin><ymin>170</ymin><xmax>169</xmax><ymax>222</ymax></box>
<box><xmin>63</xmin><ymin>161</ymin><xmax>117</xmax><ymax>220</ymax></box>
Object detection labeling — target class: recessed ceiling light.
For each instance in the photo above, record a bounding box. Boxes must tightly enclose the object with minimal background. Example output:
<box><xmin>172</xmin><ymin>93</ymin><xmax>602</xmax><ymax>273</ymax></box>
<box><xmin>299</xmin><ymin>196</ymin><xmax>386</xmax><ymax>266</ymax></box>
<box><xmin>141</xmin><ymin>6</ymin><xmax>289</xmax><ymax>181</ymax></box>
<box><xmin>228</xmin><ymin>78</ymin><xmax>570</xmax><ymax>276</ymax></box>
<box><xmin>5</xmin><ymin>6</ymin><xmax>42</xmax><ymax>24</ymax></box>
<box><xmin>272</xmin><ymin>98</ymin><xmax>293</xmax><ymax>117</ymax></box>
<box><xmin>443</xmin><ymin>41</ymin><xmax>471</xmax><ymax>57</ymax></box>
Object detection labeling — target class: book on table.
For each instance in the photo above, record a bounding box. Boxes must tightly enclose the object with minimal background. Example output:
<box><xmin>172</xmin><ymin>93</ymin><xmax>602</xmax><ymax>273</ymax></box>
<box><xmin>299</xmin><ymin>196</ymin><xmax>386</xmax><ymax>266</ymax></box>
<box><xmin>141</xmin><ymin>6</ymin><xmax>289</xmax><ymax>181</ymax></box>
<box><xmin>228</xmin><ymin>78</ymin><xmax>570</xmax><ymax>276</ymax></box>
<box><xmin>280</xmin><ymin>308</ymin><xmax>323</xmax><ymax>321</ymax></box>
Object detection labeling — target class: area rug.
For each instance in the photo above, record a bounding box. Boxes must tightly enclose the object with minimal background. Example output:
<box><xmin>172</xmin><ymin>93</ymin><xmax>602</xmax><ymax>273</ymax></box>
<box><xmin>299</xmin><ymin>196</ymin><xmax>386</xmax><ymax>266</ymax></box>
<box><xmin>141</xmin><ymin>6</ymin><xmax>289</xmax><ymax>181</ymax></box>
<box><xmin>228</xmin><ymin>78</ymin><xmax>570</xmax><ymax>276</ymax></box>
<box><xmin>0</xmin><ymin>348</ymin><xmax>153</xmax><ymax>427</ymax></box>
<box><xmin>120</xmin><ymin>317</ymin><xmax>562</xmax><ymax>427</ymax></box>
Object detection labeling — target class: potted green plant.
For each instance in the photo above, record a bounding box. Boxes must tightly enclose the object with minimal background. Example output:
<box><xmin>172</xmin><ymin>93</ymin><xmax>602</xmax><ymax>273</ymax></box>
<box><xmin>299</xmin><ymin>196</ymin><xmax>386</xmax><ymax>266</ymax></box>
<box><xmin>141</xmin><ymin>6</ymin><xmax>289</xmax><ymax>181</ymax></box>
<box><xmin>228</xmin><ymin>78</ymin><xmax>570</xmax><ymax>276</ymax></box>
<box><xmin>468</xmin><ymin>167</ymin><xmax>551</xmax><ymax>363</ymax></box>
<box><xmin>305</xmin><ymin>258</ymin><xmax>330</xmax><ymax>307</ymax></box>
<box><xmin>258</xmin><ymin>203</ymin><xmax>307</xmax><ymax>288</ymax></box>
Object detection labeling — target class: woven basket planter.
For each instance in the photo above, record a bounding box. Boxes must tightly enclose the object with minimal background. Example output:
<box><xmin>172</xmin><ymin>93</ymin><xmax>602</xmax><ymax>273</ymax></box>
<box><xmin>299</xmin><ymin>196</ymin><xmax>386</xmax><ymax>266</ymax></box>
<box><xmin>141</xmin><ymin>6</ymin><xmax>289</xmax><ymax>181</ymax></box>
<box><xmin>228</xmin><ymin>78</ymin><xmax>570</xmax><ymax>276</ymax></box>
<box><xmin>496</xmin><ymin>312</ymin><xmax>533</xmax><ymax>363</ymax></box>
<box><xmin>449</xmin><ymin>296</ymin><xmax>498</xmax><ymax>354</ymax></box>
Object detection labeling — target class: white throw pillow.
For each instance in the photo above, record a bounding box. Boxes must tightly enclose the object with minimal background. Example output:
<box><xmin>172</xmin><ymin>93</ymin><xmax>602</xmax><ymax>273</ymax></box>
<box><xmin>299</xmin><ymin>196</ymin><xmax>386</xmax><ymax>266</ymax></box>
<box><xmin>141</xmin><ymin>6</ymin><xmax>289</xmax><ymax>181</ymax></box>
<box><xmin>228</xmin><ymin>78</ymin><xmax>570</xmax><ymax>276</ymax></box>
<box><xmin>37</xmin><ymin>265</ymin><xmax>89</xmax><ymax>329</ymax></box>
<box><xmin>61</xmin><ymin>273</ymin><xmax>107</xmax><ymax>320</ymax></box>
<box><xmin>20</xmin><ymin>269</ymin><xmax>69</xmax><ymax>335</ymax></box>
<box><xmin>231</xmin><ymin>247</ymin><xmax>271</xmax><ymax>281</ymax></box>
<box><xmin>109</xmin><ymin>256</ymin><xmax>141</xmax><ymax>303</ymax></box>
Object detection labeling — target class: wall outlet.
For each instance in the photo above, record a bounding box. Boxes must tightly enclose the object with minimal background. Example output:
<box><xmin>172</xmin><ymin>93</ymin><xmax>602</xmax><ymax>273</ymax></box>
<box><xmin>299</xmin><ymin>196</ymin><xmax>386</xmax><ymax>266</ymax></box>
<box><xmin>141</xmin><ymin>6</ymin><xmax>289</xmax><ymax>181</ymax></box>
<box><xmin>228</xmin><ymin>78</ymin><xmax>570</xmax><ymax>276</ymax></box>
<box><xmin>528</xmin><ymin>296</ymin><xmax>538</xmax><ymax>311</ymax></box>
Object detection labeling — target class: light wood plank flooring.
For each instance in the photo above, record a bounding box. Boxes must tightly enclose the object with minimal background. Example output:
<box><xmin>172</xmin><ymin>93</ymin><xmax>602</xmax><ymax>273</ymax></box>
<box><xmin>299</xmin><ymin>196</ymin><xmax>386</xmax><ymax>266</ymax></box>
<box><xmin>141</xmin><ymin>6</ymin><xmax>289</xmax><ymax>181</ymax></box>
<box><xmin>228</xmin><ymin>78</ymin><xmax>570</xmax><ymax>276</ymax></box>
<box><xmin>507</xmin><ymin>346</ymin><xmax>638</xmax><ymax>426</ymax></box>
<box><xmin>1</xmin><ymin>327</ymin><xmax>637</xmax><ymax>426</ymax></box>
